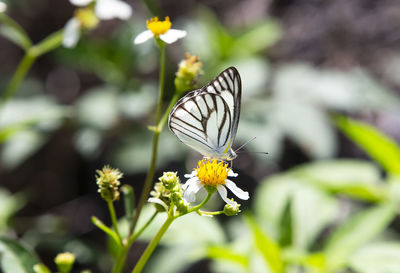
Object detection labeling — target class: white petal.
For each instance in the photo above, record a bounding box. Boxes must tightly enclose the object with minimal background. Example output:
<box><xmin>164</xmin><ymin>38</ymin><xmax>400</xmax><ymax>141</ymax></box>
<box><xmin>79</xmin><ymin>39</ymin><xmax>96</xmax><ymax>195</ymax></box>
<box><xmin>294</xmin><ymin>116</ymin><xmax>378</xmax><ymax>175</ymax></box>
<box><xmin>62</xmin><ymin>18</ymin><xmax>81</xmax><ymax>48</ymax></box>
<box><xmin>159</xmin><ymin>29</ymin><xmax>186</xmax><ymax>44</ymax></box>
<box><xmin>70</xmin><ymin>0</ymin><xmax>93</xmax><ymax>6</ymax></box>
<box><xmin>217</xmin><ymin>185</ymin><xmax>236</xmax><ymax>206</ymax></box>
<box><xmin>148</xmin><ymin>198</ymin><xmax>168</xmax><ymax>211</ymax></box>
<box><xmin>228</xmin><ymin>169</ymin><xmax>238</xmax><ymax>177</ymax></box>
<box><xmin>134</xmin><ymin>30</ymin><xmax>154</xmax><ymax>44</ymax></box>
<box><xmin>182</xmin><ymin>176</ymin><xmax>199</xmax><ymax>190</ymax></box>
<box><xmin>183</xmin><ymin>180</ymin><xmax>203</xmax><ymax>203</ymax></box>
<box><xmin>225</xmin><ymin>180</ymin><xmax>249</xmax><ymax>200</ymax></box>
<box><xmin>184</xmin><ymin>170</ymin><xmax>197</xmax><ymax>178</ymax></box>
<box><xmin>95</xmin><ymin>0</ymin><xmax>132</xmax><ymax>20</ymax></box>
<box><xmin>0</xmin><ymin>1</ymin><xmax>7</xmax><ymax>13</ymax></box>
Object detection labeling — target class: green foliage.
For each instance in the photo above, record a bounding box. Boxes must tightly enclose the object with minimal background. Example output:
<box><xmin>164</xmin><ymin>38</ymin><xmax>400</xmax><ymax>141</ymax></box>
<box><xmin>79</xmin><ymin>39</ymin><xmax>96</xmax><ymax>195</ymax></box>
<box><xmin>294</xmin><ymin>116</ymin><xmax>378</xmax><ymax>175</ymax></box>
<box><xmin>335</xmin><ymin>116</ymin><xmax>400</xmax><ymax>175</ymax></box>
<box><xmin>0</xmin><ymin>237</ymin><xmax>40</xmax><ymax>273</ymax></box>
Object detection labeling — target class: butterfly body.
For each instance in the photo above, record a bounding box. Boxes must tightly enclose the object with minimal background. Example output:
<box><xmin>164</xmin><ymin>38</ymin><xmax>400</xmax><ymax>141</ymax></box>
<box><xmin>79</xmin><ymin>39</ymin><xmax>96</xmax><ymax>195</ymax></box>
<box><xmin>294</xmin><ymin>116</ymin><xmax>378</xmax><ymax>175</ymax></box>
<box><xmin>168</xmin><ymin>67</ymin><xmax>241</xmax><ymax>161</ymax></box>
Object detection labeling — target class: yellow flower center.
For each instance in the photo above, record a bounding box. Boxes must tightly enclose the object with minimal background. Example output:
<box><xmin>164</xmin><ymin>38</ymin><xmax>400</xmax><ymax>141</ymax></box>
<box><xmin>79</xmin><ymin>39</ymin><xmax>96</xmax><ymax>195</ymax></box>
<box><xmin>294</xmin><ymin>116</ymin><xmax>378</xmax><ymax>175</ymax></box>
<box><xmin>146</xmin><ymin>16</ymin><xmax>171</xmax><ymax>36</ymax></box>
<box><xmin>195</xmin><ymin>159</ymin><xmax>230</xmax><ymax>186</ymax></box>
<box><xmin>75</xmin><ymin>7</ymin><xmax>99</xmax><ymax>29</ymax></box>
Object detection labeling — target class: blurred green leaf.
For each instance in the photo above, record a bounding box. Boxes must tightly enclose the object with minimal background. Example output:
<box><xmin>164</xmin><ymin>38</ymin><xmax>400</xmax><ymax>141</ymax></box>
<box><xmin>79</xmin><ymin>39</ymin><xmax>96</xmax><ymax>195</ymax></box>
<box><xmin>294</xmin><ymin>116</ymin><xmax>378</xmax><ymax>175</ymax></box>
<box><xmin>254</xmin><ymin>174</ymin><xmax>338</xmax><ymax>250</ymax></box>
<box><xmin>77</xmin><ymin>86</ymin><xmax>119</xmax><ymax>130</ymax></box>
<box><xmin>207</xmin><ymin>245</ymin><xmax>248</xmax><ymax>267</ymax></box>
<box><xmin>1</xmin><ymin>130</ymin><xmax>47</xmax><ymax>169</ymax></box>
<box><xmin>0</xmin><ymin>236</ymin><xmax>39</xmax><ymax>273</ymax></box>
<box><xmin>335</xmin><ymin>116</ymin><xmax>400</xmax><ymax>175</ymax></box>
<box><xmin>349</xmin><ymin>242</ymin><xmax>400</xmax><ymax>273</ymax></box>
<box><xmin>138</xmin><ymin>205</ymin><xmax>225</xmax><ymax>246</ymax></box>
<box><xmin>0</xmin><ymin>188</ymin><xmax>26</xmax><ymax>231</ymax></box>
<box><xmin>231</xmin><ymin>20</ymin><xmax>281</xmax><ymax>57</ymax></box>
<box><xmin>323</xmin><ymin>203</ymin><xmax>397</xmax><ymax>272</ymax></box>
<box><xmin>245</xmin><ymin>214</ymin><xmax>283</xmax><ymax>273</ymax></box>
<box><xmin>0</xmin><ymin>13</ymin><xmax>32</xmax><ymax>50</ymax></box>
<box><xmin>292</xmin><ymin>159</ymin><xmax>388</xmax><ymax>202</ymax></box>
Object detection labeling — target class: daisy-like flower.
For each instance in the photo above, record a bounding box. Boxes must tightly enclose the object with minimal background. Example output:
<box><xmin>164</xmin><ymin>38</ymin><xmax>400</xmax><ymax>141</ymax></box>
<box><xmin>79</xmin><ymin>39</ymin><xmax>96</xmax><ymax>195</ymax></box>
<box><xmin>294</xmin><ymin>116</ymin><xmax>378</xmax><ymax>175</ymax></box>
<box><xmin>63</xmin><ymin>0</ymin><xmax>132</xmax><ymax>48</ymax></box>
<box><xmin>134</xmin><ymin>16</ymin><xmax>186</xmax><ymax>45</ymax></box>
<box><xmin>183</xmin><ymin>159</ymin><xmax>249</xmax><ymax>206</ymax></box>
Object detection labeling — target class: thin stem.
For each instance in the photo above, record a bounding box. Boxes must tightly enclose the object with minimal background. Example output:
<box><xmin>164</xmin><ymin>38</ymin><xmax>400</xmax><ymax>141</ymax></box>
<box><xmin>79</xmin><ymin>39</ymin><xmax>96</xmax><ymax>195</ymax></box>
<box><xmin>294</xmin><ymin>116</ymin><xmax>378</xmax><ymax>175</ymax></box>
<box><xmin>1</xmin><ymin>30</ymin><xmax>63</xmax><ymax>115</ymax></box>
<box><xmin>157</xmin><ymin>93</ymin><xmax>180</xmax><ymax>131</ymax></box>
<box><xmin>107</xmin><ymin>201</ymin><xmax>122</xmax><ymax>245</ymax></box>
<box><xmin>1</xmin><ymin>50</ymin><xmax>36</xmax><ymax>109</ymax></box>
<box><xmin>131</xmin><ymin>216</ymin><xmax>174</xmax><ymax>273</ymax></box>
<box><xmin>112</xmin><ymin>211</ymin><xmax>158</xmax><ymax>273</ymax></box>
<box><xmin>198</xmin><ymin>210</ymin><xmax>224</xmax><ymax>216</ymax></box>
<box><xmin>130</xmin><ymin>42</ymin><xmax>166</xmax><ymax>235</ymax></box>
<box><xmin>128</xmin><ymin>211</ymin><xmax>158</xmax><ymax>246</ymax></box>
<box><xmin>187</xmin><ymin>192</ymin><xmax>213</xmax><ymax>214</ymax></box>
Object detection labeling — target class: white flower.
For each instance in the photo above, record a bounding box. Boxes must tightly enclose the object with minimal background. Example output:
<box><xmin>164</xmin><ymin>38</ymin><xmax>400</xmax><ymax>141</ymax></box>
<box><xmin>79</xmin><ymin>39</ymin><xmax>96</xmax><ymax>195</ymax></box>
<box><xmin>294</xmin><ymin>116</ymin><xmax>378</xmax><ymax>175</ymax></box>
<box><xmin>0</xmin><ymin>1</ymin><xmax>7</xmax><ymax>13</ymax></box>
<box><xmin>134</xmin><ymin>16</ymin><xmax>186</xmax><ymax>45</ymax></box>
<box><xmin>62</xmin><ymin>0</ymin><xmax>132</xmax><ymax>48</ymax></box>
<box><xmin>183</xmin><ymin>159</ymin><xmax>249</xmax><ymax>206</ymax></box>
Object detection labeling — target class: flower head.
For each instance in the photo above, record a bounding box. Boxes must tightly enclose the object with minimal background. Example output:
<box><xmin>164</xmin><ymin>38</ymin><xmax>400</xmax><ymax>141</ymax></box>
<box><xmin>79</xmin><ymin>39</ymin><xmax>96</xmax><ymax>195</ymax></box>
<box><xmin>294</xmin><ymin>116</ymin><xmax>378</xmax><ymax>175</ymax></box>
<box><xmin>134</xmin><ymin>16</ymin><xmax>186</xmax><ymax>45</ymax></box>
<box><xmin>175</xmin><ymin>53</ymin><xmax>203</xmax><ymax>93</ymax></box>
<box><xmin>54</xmin><ymin>252</ymin><xmax>75</xmax><ymax>273</ymax></box>
<box><xmin>95</xmin><ymin>165</ymin><xmax>123</xmax><ymax>202</ymax></box>
<box><xmin>183</xmin><ymin>159</ymin><xmax>249</xmax><ymax>206</ymax></box>
<box><xmin>63</xmin><ymin>0</ymin><xmax>132</xmax><ymax>48</ymax></box>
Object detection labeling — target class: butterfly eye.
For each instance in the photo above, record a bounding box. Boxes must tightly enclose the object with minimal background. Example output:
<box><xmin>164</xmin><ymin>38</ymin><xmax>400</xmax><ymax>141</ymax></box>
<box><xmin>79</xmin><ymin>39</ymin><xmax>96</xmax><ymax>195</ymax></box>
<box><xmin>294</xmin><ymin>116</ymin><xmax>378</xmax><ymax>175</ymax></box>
<box><xmin>168</xmin><ymin>67</ymin><xmax>242</xmax><ymax>161</ymax></box>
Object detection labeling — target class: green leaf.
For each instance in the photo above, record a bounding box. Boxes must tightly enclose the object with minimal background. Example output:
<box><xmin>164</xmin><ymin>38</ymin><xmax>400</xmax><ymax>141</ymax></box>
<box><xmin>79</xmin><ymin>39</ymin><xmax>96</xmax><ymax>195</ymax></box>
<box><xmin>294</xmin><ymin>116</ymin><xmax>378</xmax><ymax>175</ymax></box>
<box><xmin>245</xmin><ymin>214</ymin><xmax>283</xmax><ymax>273</ymax></box>
<box><xmin>0</xmin><ymin>13</ymin><xmax>32</xmax><ymax>50</ymax></box>
<box><xmin>207</xmin><ymin>245</ymin><xmax>248</xmax><ymax>267</ymax></box>
<box><xmin>231</xmin><ymin>19</ymin><xmax>281</xmax><ymax>56</ymax></box>
<box><xmin>0</xmin><ymin>236</ymin><xmax>39</xmax><ymax>273</ymax></box>
<box><xmin>292</xmin><ymin>159</ymin><xmax>388</xmax><ymax>202</ymax></box>
<box><xmin>323</xmin><ymin>203</ymin><xmax>397</xmax><ymax>272</ymax></box>
<box><xmin>335</xmin><ymin>116</ymin><xmax>400</xmax><ymax>175</ymax></box>
<box><xmin>0</xmin><ymin>188</ymin><xmax>26</xmax><ymax>231</ymax></box>
<box><xmin>349</xmin><ymin>242</ymin><xmax>400</xmax><ymax>273</ymax></box>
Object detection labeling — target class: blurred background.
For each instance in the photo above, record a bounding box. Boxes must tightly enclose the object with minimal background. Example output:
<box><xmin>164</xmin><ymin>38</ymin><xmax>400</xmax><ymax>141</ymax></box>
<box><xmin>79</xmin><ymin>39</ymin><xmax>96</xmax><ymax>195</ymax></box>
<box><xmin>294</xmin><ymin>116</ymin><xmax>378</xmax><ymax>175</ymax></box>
<box><xmin>1</xmin><ymin>0</ymin><xmax>400</xmax><ymax>272</ymax></box>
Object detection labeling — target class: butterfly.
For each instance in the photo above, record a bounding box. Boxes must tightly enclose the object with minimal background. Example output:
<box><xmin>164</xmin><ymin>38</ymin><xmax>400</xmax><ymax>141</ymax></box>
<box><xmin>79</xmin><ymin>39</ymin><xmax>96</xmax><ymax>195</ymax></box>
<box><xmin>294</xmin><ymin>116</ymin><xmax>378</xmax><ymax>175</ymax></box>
<box><xmin>168</xmin><ymin>67</ymin><xmax>241</xmax><ymax>161</ymax></box>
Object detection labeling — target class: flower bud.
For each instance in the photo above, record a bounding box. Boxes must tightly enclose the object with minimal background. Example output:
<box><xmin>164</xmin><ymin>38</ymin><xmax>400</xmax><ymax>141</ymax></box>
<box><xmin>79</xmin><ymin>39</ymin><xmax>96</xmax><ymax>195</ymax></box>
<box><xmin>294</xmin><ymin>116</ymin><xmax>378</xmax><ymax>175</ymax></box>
<box><xmin>159</xmin><ymin>172</ymin><xmax>179</xmax><ymax>190</ymax></box>
<box><xmin>96</xmin><ymin>165</ymin><xmax>123</xmax><ymax>202</ymax></box>
<box><xmin>174</xmin><ymin>53</ymin><xmax>203</xmax><ymax>93</ymax></box>
<box><xmin>54</xmin><ymin>252</ymin><xmax>75</xmax><ymax>273</ymax></box>
<box><xmin>223</xmin><ymin>201</ymin><xmax>241</xmax><ymax>216</ymax></box>
<box><xmin>33</xmin><ymin>264</ymin><xmax>51</xmax><ymax>273</ymax></box>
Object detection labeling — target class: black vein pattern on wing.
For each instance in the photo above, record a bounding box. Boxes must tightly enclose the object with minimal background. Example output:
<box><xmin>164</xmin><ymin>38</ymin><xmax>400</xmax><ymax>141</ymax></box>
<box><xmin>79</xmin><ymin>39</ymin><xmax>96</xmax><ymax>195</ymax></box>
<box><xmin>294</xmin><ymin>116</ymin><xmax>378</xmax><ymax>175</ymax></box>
<box><xmin>168</xmin><ymin>66</ymin><xmax>241</xmax><ymax>153</ymax></box>
<box><xmin>169</xmin><ymin>91</ymin><xmax>231</xmax><ymax>148</ymax></box>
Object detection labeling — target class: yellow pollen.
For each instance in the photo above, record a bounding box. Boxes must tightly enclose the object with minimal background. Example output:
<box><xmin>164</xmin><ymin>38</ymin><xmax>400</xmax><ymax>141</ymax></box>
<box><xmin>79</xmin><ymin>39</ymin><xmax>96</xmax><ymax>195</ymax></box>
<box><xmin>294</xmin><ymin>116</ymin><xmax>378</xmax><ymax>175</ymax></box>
<box><xmin>75</xmin><ymin>7</ymin><xmax>99</xmax><ymax>29</ymax></box>
<box><xmin>195</xmin><ymin>159</ymin><xmax>230</xmax><ymax>186</ymax></box>
<box><xmin>146</xmin><ymin>16</ymin><xmax>172</xmax><ymax>36</ymax></box>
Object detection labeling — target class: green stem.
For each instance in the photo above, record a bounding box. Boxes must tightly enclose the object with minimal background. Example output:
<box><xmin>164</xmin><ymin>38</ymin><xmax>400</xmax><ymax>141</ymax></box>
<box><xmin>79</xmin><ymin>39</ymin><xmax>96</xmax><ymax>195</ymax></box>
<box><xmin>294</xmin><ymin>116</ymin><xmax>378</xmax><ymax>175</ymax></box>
<box><xmin>1</xmin><ymin>50</ymin><xmax>36</xmax><ymax>109</ymax></box>
<box><xmin>187</xmin><ymin>192</ymin><xmax>213</xmax><ymax>214</ymax></box>
<box><xmin>111</xmin><ymin>211</ymin><xmax>159</xmax><ymax>273</ymax></box>
<box><xmin>131</xmin><ymin>215</ymin><xmax>174</xmax><ymax>273</ymax></box>
<box><xmin>128</xmin><ymin>211</ymin><xmax>158</xmax><ymax>246</ymax></box>
<box><xmin>1</xmin><ymin>30</ymin><xmax>63</xmax><ymax>113</ymax></box>
<box><xmin>107</xmin><ymin>201</ymin><xmax>122</xmax><ymax>245</ymax></box>
<box><xmin>157</xmin><ymin>93</ymin><xmax>180</xmax><ymax>131</ymax></box>
<box><xmin>130</xmin><ymin>42</ymin><xmax>166</xmax><ymax>235</ymax></box>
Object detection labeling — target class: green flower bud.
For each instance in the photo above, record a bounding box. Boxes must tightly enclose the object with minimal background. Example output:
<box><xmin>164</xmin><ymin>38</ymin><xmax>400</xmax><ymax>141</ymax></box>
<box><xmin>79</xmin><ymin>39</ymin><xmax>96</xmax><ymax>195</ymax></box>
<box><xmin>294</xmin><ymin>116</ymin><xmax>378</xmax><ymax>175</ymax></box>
<box><xmin>159</xmin><ymin>172</ymin><xmax>179</xmax><ymax>190</ymax></box>
<box><xmin>96</xmin><ymin>165</ymin><xmax>123</xmax><ymax>202</ymax></box>
<box><xmin>54</xmin><ymin>252</ymin><xmax>75</xmax><ymax>273</ymax></box>
<box><xmin>174</xmin><ymin>53</ymin><xmax>203</xmax><ymax>93</ymax></box>
<box><xmin>223</xmin><ymin>201</ymin><xmax>241</xmax><ymax>216</ymax></box>
<box><xmin>33</xmin><ymin>264</ymin><xmax>51</xmax><ymax>273</ymax></box>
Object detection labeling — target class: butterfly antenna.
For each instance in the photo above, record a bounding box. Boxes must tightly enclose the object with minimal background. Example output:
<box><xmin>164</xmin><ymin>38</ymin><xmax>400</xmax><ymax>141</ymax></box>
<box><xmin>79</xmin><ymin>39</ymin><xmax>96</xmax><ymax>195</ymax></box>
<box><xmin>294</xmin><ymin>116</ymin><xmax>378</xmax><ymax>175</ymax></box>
<box><xmin>235</xmin><ymin>137</ymin><xmax>257</xmax><ymax>152</ymax></box>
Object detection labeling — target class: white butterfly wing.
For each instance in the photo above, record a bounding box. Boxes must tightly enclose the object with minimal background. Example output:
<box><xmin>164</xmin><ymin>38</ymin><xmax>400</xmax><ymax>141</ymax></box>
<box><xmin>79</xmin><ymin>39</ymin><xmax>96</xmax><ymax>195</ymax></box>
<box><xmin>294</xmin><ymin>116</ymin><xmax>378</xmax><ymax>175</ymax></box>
<box><xmin>168</xmin><ymin>67</ymin><xmax>241</xmax><ymax>160</ymax></box>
